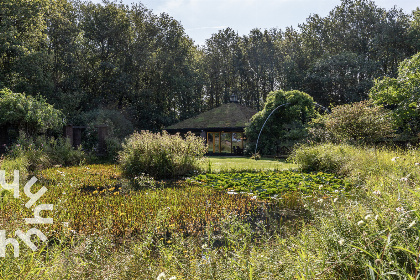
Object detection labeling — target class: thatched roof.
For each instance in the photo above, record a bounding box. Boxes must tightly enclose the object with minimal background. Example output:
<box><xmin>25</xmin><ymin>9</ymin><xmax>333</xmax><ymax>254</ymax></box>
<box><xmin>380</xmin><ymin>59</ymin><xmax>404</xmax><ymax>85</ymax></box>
<box><xmin>165</xmin><ymin>103</ymin><xmax>257</xmax><ymax>132</ymax></box>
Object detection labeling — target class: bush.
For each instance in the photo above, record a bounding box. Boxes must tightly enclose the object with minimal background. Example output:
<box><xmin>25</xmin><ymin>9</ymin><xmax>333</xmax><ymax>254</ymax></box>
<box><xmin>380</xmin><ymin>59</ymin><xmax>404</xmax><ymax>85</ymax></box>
<box><xmin>4</xmin><ymin>132</ymin><xmax>86</xmax><ymax>172</ymax></box>
<box><xmin>119</xmin><ymin>131</ymin><xmax>207</xmax><ymax>180</ymax></box>
<box><xmin>289</xmin><ymin>143</ymin><xmax>418</xmax><ymax>182</ymax></box>
<box><xmin>245</xmin><ymin>90</ymin><xmax>317</xmax><ymax>155</ymax></box>
<box><xmin>309</xmin><ymin>100</ymin><xmax>395</xmax><ymax>145</ymax></box>
<box><xmin>0</xmin><ymin>88</ymin><xmax>63</xmax><ymax>135</ymax></box>
<box><xmin>289</xmin><ymin>143</ymin><xmax>353</xmax><ymax>174</ymax></box>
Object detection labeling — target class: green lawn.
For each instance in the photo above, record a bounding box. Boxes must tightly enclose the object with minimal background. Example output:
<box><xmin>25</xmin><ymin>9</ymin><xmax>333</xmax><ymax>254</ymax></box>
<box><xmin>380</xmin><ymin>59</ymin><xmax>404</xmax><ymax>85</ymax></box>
<box><xmin>200</xmin><ymin>156</ymin><xmax>296</xmax><ymax>172</ymax></box>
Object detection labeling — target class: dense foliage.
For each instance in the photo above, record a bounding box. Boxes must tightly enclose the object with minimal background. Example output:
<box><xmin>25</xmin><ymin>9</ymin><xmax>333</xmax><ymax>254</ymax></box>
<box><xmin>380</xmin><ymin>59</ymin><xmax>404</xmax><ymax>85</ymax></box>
<box><xmin>118</xmin><ymin>131</ymin><xmax>206</xmax><ymax>179</ymax></box>
<box><xmin>0</xmin><ymin>0</ymin><xmax>419</xmax><ymax>132</ymax></box>
<box><xmin>370</xmin><ymin>52</ymin><xmax>420</xmax><ymax>139</ymax></box>
<box><xmin>0</xmin><ymin>88</ymin><xmax>63</xmax><ymax>135</ymax></box>
<box><xmin>310</xmin><ymin>100</ymin><xmax>395</xmax><ymax>144</ymax></box>
<box><xmin>1</xmin><ymin>133</ymin><xmax>85</xmax><ymax>178</ymax></box>
<box><xmin>245</xmin><ymin>90</ymin><xmax>317</xmax><ymax>155</ymax></box>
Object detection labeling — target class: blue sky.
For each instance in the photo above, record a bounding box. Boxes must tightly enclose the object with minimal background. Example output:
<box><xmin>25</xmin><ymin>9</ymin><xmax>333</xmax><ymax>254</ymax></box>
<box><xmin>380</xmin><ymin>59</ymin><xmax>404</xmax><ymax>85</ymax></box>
<box><xmin>91</xmin><ymin>0</ymin><xmax>419</xmax><ymax>46</ymax></box>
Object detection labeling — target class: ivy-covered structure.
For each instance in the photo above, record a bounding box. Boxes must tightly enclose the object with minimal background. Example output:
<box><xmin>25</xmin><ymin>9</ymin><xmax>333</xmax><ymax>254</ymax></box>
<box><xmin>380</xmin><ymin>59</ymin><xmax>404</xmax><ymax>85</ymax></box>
<box><xmin>165</xmin><ymin>97</ymin><xmax>257</xmax><ymax>155</ymax></box>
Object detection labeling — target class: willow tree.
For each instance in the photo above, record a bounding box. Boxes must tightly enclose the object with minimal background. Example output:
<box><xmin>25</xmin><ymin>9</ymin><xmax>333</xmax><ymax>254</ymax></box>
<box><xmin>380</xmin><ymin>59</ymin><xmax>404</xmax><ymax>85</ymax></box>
<box><xmin>245</xmin><ymin>90</ymin><xmax>317</xmax><ymax>155</ymax></box>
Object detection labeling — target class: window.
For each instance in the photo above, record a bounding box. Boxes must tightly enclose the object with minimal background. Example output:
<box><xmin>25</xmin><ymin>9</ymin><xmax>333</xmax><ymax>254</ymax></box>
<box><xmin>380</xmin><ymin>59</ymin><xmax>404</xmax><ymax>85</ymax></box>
<box><xmin>207</xmin><ymin>131</ymin><xmax>245</xmax><ymax>154</ymax></box>
<box><xmin>221</xmin><ymin>133</ymin><xmax>231</xmax><ymax>153</ymax></box>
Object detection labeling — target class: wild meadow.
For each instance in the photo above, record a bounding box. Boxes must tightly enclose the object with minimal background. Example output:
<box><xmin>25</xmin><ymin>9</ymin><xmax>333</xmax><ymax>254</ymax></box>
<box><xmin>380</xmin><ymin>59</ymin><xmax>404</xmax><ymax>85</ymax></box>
<box><xmin>1</xmin><ymin>142</ymin><xmax>420</xmax><ymax>279</ymax></box>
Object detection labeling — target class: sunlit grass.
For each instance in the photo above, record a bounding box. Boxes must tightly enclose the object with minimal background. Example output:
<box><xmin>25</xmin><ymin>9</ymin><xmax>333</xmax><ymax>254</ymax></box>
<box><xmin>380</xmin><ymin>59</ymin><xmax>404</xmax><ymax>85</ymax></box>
<box><xmin>201</xmin><ymin>156</ymin><xmax>296</xmax><ymax>173</ymax></box>
<box><xmin>1</xmin><ymin>145</ymin><xmax>420</xmax><ymax>279</ymax></box>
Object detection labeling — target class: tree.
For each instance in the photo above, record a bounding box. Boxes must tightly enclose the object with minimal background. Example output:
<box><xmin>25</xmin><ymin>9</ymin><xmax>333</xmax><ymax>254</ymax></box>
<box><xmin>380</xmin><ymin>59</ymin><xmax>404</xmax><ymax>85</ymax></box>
<box><xmin>0</xmin><ymin>0</ymin><xmax>54</xmax><ymax>96</ymax></box>
<box><xmin>0</xmin><ymin>88</ymin><xmax>63</xmax><ymax>135</ymax></box>
<box><xmin>305</xmin><ymin>52</ymin><xmax>375</xmax><ymax>105</ymax></box>
<box><xmin>245</xmin><ymin>90</ymin><xmax>317</xmax><ymax>155</ymax></box>
<box><xmin>370</xmin><ymin>52</ymin><xmax>420</xmax><ymax>139</ymax></box>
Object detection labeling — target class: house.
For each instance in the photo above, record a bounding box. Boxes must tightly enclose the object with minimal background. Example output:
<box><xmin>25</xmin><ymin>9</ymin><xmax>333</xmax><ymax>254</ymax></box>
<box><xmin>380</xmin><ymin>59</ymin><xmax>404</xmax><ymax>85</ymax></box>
<box><xmin>165</xmin><ymin>96</ymin><xmax>257</xmax><ymax>155</ymax></box>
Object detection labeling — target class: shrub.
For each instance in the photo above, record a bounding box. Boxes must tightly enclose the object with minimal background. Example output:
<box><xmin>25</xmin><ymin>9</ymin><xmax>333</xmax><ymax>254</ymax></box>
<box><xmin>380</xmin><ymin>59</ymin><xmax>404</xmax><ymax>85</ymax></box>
<box><xmin>4</xmin><ymin>132</ymin><xmax>85</xmax><ymax>172</ymax></box>
<box><xmin>118</xmin><ymin>131</ymin><xmax>207</xmax><ymax>180</ymax></box>
<box><xmin>370</xmin><ymin>52</ymin><xmax>420</xmax><ymax>139</ymax></box>
<box><xmin>289</xmin><ymin>143</ymin><xmax>353</xmax><ymax>174</ymax></box>
<box><xmin>245</xmin><ymin>90</ymin><xmax>317</xmax><ymax>155</ymax></box>
<box><xmin>0</xmin><ymin>88</ymin><xmax>63</xmax><ymax>135</ymax></box>
<box><xmin>310</xmin><ymin>100</ymin><xmax>395</xmax><ymax>145</ymax></box>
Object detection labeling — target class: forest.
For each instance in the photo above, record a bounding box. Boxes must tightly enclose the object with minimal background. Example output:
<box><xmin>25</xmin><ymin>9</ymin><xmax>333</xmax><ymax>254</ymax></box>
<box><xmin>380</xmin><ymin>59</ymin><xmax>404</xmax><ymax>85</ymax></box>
<box><xmin>1</xmin><ymin>0</ymin><xmax>420</xmax><ymax>132</ymax></box>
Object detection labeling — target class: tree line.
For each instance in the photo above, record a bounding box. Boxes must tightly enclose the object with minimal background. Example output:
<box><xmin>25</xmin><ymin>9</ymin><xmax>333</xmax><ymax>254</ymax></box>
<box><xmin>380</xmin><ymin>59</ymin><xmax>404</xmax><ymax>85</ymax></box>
<box><xmin>1</xmin><ymin>0</ymin><xmax>419</xmax><ymax>131</ymax></box>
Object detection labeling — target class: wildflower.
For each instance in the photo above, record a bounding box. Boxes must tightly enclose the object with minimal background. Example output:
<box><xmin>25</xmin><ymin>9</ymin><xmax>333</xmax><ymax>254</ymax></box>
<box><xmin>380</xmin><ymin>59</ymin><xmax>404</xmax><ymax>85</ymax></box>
<box><xmin>92</xmin><ymin>190</ymin><xmax>98</xmax><ymax>194</ymax></box>
<box><xmin>373</xmin><ymin>190</ymin><xmax>381</xmax><ymax>195</ymax></box>
<box><xmin>333</xmin><ymin>197</ymin><xmax>338</xmax><ymax>203</ymax></box>
<box><xmin>108</xmin><ymin>187</ymin><xmax>115</xmax><ymax>191</ymax></box>
<box><xmin>401</xmin><ymin>177</ymin><xmax>408</xmax><ymax>182</ymax></box>
<box><xmin>338</xmin><ymin>238</ymin><xmax>345</xmax><ymax>245</ymax></box>
<box><xmin>250</xmin><ymin>196</ymin><xmax>257</xmax><ymax>200</ymax></box>
<box><xmin>157</xmin><ymin>272</ymin><xmax>166</xmax><ymax>280</ymax></box>
<box><xmin>396</xmin><ymin>207</ymin><xmax>405</xmax><ymax>213</ymax></box>
<box><xmin>364</xmin><ymin>214</ymin><xmax>372</xmax><ymax>220</ymax></box>
<box><xmin>357</xmin><ymin>220</ymin><xmax>364</xmax><ymax>226</ymax></box>
<box><xmin>391</xmin><ymin>157</ymin><xmax>399</xmax><ymax>162</ymax></box>
<box><xmin>408</xmin><ymin>221</ymin><xmax>416</xmax><ymax>228</ymax></box>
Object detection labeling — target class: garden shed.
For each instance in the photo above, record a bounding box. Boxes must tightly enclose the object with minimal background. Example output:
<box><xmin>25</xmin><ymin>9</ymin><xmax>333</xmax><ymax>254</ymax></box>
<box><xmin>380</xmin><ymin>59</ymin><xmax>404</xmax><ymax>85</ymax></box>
<box><xmin>165</xmin><ymin>97</ymin><xmax>257</xmax><ymax>155</ymax></box>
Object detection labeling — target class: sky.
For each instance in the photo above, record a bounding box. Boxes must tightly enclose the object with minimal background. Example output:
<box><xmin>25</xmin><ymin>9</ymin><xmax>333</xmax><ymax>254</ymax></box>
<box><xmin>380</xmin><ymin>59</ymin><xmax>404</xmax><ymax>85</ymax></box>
<box><xmin>91</xmin><ymin>0</ymin><xmax>419</xmax><ymax>46</ymax></box>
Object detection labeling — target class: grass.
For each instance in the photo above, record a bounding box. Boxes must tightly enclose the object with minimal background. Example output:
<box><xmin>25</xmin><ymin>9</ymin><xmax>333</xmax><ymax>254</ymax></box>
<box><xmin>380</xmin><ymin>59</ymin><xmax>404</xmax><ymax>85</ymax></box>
<box><xmin>200</xmin><ymin>156</ymin><xmax>296</xmax><ymax>173</ymax></box>
<box><xmin>0</xmin><ymin>147</ymin><xmax>420</xmax><ymax>279</ymax></box>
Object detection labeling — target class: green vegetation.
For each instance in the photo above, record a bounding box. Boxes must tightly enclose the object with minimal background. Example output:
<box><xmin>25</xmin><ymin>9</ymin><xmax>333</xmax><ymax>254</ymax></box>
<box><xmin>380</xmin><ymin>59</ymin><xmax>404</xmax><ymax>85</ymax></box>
<box><xmin>245</xmin><ymin>90</ymin><xmax>317</xmax><ymax>155</ymax></box>
<box><xmin>2</xmin><ymin>0</ymin><xmax>420</xmax><ymax>279</ymax></box>
<box><xmin>118</xmin><ymin>131</ymin><xmax>207</xmax><ymax>180</ymax></box>
<box><xmin>1</xmin><ymin>0</ymin><xmax>419</xmax><ymax>131</ymax></box>
<box><xmin>0</xmin><ymin>88</ymin><xmax>63</xmax><ymax>135</ymax></box>
<box><xmin>371</xmin><ymin>52</ymin><xmax>420</xmax><ymax>139</ymax></box>
<box><xmin>200</xmin><ymin>156</ymin><xmax>295</xmax><ymax>172</ymax></box>
<box><xmin>1</xmin><ymin>147</ymin><xmax>420</xmax><ymax>279</ymax></box>
<box><xmin>309</xmin><ymin>100</ymin><xmax>395</xmax><ymax>144</ymax></box>
<box><xmin>1</xmin><ymin>133</ymin><xmax>85</xmax><ymax>180</ymax></box>
<box><xmin>190</xmin><ymin>171</ymin><xmax>350</xmax><ymax>199</ymax></box>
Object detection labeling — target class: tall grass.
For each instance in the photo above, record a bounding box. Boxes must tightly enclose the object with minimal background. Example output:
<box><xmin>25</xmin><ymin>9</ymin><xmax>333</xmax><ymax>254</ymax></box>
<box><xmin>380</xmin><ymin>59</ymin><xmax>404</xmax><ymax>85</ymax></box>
<box><xmin>1</xmin><ymin>145</ymin><xmax>420</xmax><ymax>279</ymax></box>
<box><xmin>119</xmin><ymin>131</ymin><xmax>207</xmax><ymax>180</ymax></box>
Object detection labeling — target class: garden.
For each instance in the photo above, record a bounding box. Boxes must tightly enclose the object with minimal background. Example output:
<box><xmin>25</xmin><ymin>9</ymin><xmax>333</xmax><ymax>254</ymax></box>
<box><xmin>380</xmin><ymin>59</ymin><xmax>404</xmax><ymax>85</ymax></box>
<box><xmin>1</xmin><ymin>137</ymin><xmax>420</xmax><ymax>279</ymax></box>
<box><xmin>1</xmin><ymin>1</ymin><xmax>420</xmax><ymax>278</ymax></box>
